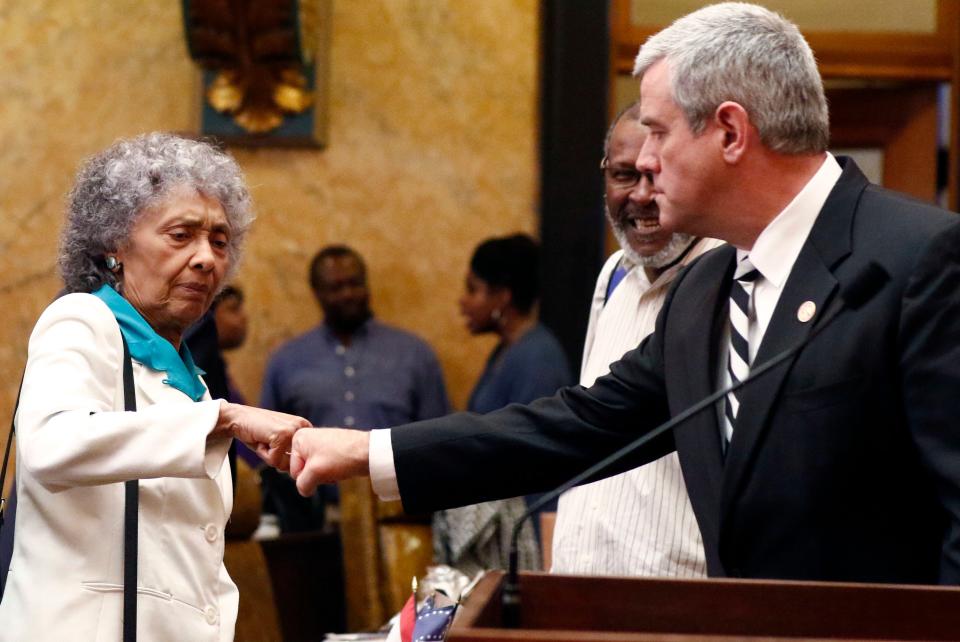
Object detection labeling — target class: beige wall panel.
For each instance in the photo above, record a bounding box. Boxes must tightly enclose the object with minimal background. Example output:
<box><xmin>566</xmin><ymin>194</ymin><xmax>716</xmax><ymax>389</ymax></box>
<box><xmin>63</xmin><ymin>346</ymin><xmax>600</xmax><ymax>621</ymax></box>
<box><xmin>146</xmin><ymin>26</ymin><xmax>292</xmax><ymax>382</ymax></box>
<box><xmin>0</xmin><ymin>0</ymin><xmax>539</xmax><ymax>457</ymax></box>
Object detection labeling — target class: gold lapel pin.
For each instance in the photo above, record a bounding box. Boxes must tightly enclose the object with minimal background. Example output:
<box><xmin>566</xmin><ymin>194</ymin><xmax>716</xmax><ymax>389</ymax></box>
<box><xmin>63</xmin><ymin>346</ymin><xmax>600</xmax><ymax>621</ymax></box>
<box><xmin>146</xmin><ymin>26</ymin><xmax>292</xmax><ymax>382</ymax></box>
<box><xmin>797</xmin><ymin>300</ymin><xmax>816</xmax><ymax>323</ymax></box>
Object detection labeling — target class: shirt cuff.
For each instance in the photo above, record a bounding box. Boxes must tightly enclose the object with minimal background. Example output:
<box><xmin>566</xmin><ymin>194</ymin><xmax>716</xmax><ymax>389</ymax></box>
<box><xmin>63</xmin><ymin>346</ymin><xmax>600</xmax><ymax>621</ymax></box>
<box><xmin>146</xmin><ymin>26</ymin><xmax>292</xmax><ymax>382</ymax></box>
<box><xmin>368</xmin><ymin>428</ymin><xmax>400</xmax><ymax>501</ymax></box>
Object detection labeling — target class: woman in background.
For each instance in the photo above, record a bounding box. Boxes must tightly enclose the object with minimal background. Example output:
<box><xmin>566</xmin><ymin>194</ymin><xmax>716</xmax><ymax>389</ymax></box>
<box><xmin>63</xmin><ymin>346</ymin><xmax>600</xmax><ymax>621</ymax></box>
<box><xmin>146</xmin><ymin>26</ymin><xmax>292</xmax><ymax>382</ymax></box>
<box><xmin>433</xmin><ymin>233</ymin><xmax>573</xmax><ymax>575</ymax></box>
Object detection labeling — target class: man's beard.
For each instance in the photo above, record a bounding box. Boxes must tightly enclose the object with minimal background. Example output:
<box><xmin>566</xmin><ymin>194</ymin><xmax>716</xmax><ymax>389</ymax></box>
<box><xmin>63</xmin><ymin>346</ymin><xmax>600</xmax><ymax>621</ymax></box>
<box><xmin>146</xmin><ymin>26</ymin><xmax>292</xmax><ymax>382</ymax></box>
<box><xmin>325</xmin><ymin>305</ymin><xmax>372</xmax><ymax>335</ymax></box>
<box><xmin>608</xmin><ymin>203</ymin><xmax>696</xmax><ymax>269</ymax></box>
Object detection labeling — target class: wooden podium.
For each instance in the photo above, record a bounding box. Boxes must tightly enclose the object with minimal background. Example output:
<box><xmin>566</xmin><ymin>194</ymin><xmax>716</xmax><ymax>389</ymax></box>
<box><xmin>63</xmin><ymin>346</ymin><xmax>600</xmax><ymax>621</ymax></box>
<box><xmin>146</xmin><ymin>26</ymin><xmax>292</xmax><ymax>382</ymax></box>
<box><xmin>448</xmin><ymin>571</ymin><xmax>960</xmax><ymax>641</ymax></box>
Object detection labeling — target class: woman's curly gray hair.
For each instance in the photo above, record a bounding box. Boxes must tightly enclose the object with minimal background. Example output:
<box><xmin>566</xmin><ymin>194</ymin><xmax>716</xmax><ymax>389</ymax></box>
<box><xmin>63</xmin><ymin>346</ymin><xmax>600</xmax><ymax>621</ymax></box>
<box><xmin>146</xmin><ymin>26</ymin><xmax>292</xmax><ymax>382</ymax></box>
<box><xmin>59</xmin><ymin>132</ymin><xmax>255</xmax><ymax>293</ymax></box>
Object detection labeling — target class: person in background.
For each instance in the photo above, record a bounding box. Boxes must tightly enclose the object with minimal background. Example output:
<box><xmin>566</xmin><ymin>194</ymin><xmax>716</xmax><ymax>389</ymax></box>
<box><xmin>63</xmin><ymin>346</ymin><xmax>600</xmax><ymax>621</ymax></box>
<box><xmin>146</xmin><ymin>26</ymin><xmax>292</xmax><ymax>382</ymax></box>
<box><xmin>260</xmin><ymin>245</ymin><xmax>450</xmax><ymax>532</ymax></box>
<box><xmin>0</xmin><ymin>132</ymin><xmax>307</xmax><ymax>641</ymax></box>
<box><xmin>185</xmin><ymin>284</ymin><xmax>249</xmax><ymax>407</ymax></box>
<box><xmin>551</xmin><ymin>101</ymin><xmax>723</xmax><ymax>577</ymax></box>
<box><xmin>215</xmin><ymin>287</ymin><xmax>247</xmax><ymax>350</ymax></box>
<box><xmin>433</xmin><ymin>233</ymin><xmax>573</xmax><ymax>576</ymax></box>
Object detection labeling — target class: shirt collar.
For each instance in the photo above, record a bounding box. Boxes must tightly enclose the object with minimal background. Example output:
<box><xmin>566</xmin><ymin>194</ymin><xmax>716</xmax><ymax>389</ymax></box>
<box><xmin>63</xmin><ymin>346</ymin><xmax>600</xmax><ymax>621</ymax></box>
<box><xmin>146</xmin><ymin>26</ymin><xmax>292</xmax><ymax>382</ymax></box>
<box><xmin>737</xmin><ymin>153</ymin><xmax>843</xmax><ymax>288</ymax></box>
<box><xmin>92</xmin><ymin>284</ymin><xmax>207</xmax><ymax>402</ymax></box>
<box><xmin>320</xmin><ymin>317</ymin><xmax>374</xmax><ymax>346</ymax></box>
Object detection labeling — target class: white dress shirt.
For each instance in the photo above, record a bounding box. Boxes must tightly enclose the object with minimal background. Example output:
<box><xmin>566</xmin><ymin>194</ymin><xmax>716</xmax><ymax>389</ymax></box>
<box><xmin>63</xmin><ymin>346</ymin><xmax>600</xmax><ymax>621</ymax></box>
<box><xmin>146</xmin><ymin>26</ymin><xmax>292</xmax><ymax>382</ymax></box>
<box><xmin>552</xmin><ymin>238</ymin><xmax>722</xmax><ymax>577</ymax></box>
<box><xmin>717</xmin><ymin>154</ymin><xmax>842</xmax><ymax>442</ymax></box>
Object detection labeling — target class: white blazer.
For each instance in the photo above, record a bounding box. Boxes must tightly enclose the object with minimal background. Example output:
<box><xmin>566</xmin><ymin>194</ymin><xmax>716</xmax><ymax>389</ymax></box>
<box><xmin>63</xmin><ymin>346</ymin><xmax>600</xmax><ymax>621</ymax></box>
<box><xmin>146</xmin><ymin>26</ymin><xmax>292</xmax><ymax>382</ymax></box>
<box><xmin>0</xmin><ymin>293</ymin><xmax>237</xmax><ymax>642</ymax></box>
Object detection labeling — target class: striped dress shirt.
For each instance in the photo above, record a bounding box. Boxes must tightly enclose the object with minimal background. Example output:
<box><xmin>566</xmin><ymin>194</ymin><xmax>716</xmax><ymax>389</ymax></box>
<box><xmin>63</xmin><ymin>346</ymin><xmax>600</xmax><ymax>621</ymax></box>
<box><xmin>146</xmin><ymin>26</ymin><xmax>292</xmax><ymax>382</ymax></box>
<box><xmin>551</xmin><ymin>238</ymin><xmax>723</xmax><ymax>577</ymax></box>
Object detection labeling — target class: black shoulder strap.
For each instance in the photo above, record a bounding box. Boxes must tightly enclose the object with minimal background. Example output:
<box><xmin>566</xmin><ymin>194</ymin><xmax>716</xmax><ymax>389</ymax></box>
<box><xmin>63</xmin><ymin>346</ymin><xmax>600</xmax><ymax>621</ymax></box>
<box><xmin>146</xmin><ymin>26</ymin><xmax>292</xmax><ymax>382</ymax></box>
<box><xmin>0</xmin><ymin>372</ymin><xmax>23</xmax><ymax>532</ymax></box>
<box><xmin>2</xmin><ymin>289</ymin><xmax>67</xmax><ymax>531</ymax></box>
<box><xmin>121</xmin><ymin>335</ymin><xmax>138</xmax><ymax>642</ymax></box>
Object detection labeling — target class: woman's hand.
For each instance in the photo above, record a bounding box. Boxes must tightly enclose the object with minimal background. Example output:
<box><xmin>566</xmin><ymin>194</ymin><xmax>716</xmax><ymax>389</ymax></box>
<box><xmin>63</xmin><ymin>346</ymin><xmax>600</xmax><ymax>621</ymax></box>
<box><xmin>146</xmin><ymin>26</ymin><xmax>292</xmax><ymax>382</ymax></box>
<box><xmin>214</xmin><ymin>401</ymin><xmax>311</xmax><ymax>471</ymax></box>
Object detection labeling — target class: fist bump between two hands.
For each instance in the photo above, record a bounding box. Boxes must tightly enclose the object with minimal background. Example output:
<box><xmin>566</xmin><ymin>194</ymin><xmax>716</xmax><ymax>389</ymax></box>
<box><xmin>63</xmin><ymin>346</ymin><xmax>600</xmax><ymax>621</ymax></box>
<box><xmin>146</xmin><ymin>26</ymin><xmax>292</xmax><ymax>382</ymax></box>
<box><xmin>216</xmin><ymin>402</ymin><xmax>371</xmax><ymax>494</ymax></box>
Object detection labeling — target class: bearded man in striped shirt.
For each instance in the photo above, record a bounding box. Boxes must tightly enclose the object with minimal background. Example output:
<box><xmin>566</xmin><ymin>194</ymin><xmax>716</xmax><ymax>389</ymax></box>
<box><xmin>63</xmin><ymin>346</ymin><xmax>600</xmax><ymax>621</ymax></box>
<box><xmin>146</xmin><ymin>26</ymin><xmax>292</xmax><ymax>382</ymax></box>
<box><xmin>550</xmin><ymin>101</ymin><xmax>722</xmax><ymax>577</ymax></box>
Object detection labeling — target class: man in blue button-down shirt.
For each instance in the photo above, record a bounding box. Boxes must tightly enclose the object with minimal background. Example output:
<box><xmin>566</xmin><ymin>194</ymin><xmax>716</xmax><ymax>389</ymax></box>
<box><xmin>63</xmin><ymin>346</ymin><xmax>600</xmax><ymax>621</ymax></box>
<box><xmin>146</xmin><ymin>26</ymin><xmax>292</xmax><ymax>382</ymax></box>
<box><xmin>260</xmin><ymin>245</ymin><xmax>450</xmax><ymax>532</ymax></box>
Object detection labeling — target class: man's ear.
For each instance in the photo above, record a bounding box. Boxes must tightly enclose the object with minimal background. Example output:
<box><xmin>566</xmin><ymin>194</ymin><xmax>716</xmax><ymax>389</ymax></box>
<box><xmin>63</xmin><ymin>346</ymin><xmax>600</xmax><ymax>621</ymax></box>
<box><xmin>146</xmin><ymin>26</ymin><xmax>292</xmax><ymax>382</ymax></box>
<box><xmin>714</xmin><ymin>101</ymin><xmax>751</xmax><ymax>164</ymax></box>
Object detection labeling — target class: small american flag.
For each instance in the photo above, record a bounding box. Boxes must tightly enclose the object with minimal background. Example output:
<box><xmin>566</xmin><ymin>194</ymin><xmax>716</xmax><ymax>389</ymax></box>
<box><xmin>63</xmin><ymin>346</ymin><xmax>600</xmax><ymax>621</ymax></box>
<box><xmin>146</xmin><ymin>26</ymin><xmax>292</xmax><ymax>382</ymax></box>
<box><xmin>411</xmin><ymin>593</ymin><xmax>458</xmax><ymax>642</ymax></box>
<box><xmin>389</xmin><ymin>577</ymin><xmax>460</xmax><ymax>642</ymax></box>
<box><xmin>397</xmin><ymin>591</ymin><xmax>417</xmax><ymax>642</ymax></box>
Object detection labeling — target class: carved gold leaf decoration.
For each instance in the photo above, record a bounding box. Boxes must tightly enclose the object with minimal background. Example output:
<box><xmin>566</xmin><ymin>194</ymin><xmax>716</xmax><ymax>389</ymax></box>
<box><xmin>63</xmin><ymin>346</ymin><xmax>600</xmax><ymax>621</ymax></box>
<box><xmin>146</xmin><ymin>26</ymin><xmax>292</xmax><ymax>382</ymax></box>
<box><xmin>233</xmin><ymin>107</ymin><xmax>285</xmax><ymax>134</ymax></box>
<box><xmin>273</xmin><ymin>69</ymin><xmax>314</xmax><ymax>112</ymax></box>
<box><xmin>207</xmin><ymin>71</ymin><xmax>244</xmax><ymax>112</ymax></box>
<box><xmin>184</xmin><ymin>0</ymin><xmax>321</xmax><ymax>134</ymax></box>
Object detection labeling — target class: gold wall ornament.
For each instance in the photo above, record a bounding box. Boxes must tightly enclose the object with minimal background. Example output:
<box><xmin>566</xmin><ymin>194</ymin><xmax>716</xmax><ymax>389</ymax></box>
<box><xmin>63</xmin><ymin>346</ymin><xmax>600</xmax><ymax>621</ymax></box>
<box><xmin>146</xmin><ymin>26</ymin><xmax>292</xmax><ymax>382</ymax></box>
<box><xmin>182</xmin><ymin>0</ymin><xmax>329</xmax><ymax>144</ymax></box>
<box><xmin>205</xmin><ymin>67</ymin><xmax>313</xmax><ymax>134</ymax></box>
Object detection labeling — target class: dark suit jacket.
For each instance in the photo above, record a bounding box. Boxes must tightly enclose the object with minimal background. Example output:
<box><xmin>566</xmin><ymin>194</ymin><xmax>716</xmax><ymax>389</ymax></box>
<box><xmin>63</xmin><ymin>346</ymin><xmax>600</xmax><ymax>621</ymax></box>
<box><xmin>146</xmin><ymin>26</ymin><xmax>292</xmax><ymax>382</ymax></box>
<box><xmin>392</xmin><ymin>159</ymin><xmax>960</xmax><ymax>584</ymax></box>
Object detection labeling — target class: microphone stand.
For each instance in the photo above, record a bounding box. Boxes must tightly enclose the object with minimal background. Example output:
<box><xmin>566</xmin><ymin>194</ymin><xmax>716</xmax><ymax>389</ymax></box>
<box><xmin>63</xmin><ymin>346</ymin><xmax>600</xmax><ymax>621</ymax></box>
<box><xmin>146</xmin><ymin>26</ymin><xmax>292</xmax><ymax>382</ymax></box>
<box><xmin>500</xmin><ymin>262</ymin><xmax>888</xmax><ymax>627</ymax></box>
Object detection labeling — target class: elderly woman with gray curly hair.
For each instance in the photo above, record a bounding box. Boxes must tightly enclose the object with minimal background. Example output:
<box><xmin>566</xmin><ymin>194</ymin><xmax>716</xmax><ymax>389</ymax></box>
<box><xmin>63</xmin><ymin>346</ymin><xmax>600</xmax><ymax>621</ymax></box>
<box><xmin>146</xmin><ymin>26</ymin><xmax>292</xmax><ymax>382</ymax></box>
<box><xmin>0</xmin><ymin>133</ymin><xmax>309</xmax><ymax>642</ymax></box>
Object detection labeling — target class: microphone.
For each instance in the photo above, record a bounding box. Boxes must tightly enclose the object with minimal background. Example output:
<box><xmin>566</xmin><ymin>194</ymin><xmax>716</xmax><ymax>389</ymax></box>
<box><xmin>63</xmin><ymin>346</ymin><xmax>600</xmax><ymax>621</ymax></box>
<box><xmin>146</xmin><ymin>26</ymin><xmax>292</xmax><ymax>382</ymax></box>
<box><xmin>500</xmin><ymin>261</ymin><xmax>889</xmax><ymax>628</ymax></box>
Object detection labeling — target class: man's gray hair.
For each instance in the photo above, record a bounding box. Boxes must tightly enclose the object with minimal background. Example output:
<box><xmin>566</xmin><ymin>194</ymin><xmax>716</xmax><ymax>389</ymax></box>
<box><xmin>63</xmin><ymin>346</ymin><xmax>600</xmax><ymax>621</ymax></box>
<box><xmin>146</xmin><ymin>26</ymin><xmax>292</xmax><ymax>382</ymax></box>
<box><xmin>633</xmin><ymin>2</ymin><xmax>829</xmax><ymax>154</ymax></box>
<box><xmin>59</xmin><ymin>132</ymin><xmax>255</xmax><ymax>293</ymax></box>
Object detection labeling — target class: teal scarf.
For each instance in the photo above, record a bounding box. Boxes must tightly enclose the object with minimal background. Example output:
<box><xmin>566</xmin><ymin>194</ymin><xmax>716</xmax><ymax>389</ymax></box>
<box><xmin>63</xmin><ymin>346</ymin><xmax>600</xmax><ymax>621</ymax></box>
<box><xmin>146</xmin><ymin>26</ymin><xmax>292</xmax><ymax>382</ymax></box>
<box><xmin>92</xmin><ymin>284</ymin><xmax>207</xmax><ymax>402</ymax></box>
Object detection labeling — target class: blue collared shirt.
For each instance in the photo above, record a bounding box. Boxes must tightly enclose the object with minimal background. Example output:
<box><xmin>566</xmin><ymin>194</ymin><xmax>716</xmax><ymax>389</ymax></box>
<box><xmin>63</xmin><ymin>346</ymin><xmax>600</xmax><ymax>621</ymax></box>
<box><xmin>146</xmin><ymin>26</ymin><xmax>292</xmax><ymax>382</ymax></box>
<box><xmin>260</xmin><ymin>319</ymin><xmax>450</xmax><ymax>429</ymax></box>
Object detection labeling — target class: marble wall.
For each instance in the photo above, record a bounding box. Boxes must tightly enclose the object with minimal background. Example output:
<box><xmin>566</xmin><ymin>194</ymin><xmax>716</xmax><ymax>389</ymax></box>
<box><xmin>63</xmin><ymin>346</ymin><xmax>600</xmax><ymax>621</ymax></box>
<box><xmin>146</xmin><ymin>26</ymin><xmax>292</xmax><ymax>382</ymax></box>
<box><xmin>0</xmin><ymin>0</ymin><xmax>539</xmax><ymax>473</ymax></box>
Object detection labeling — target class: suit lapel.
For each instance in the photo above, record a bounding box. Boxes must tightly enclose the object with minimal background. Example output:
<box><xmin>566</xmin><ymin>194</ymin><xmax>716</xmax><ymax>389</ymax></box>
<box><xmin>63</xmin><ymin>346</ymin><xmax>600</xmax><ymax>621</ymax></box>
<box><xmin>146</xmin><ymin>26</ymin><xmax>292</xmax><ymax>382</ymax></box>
<box><xmin>719</xmin><ymin>158</ymin><xmax>868</xmax><ymax>519</ymax></box>
<box><xmin>719</xmin><ymin>249</ymin><xmax>838</xmax><ymax>515</ymax></box>
<box><xmin>669</xmin><ymin>246</ymin><xmax>736</xmax><ymax>495</ymax></box>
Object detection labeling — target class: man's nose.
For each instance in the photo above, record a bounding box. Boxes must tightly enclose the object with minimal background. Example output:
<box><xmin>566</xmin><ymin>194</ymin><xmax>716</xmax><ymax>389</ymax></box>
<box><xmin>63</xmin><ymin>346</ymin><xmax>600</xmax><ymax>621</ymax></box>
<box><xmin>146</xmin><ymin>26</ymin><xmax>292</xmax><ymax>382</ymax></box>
<box><xmin>635</xmin><ymin>138</ymin><xmax>658</xmax><ymax>175</ymax></box>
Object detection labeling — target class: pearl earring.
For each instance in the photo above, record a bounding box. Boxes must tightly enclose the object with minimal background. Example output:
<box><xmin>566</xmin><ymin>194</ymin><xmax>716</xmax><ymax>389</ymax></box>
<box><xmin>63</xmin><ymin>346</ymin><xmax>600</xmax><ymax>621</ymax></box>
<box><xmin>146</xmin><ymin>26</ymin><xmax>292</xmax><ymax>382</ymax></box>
<box><xmin>105</xmin><ymin>256</ymin><xmax>120</xmax><ymax>272</ymax></box>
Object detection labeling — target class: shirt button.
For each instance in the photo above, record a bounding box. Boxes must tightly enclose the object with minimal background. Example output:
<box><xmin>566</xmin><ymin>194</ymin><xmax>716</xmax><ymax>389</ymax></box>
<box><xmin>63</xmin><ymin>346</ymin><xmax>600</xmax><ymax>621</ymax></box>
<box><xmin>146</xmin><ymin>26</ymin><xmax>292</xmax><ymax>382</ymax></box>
<box><xmin>204</xmin><ymin>524</ymin><xmax>218</xmax><ymax>542</ymax></box>
<box><xmin>344</xmin><ymin>391</ymin><xmax>355</xmax><ymax>402</ymax></box>
<box><xmin>204</xmin><ymin>605</ymin><xmax>218</xmax><ymax>625</ymax></box>
<box><xmin>344</xmin><ymin>416</ymin><xmax>355</xmax><ymax>427</ymax></box>
<box><xmin>344</xmin><ymin>366</ymin><xmax>355</xmax><ymax>378</ymax></box>
<box><xmin>335</xmin><ymin>345</ymin><xmax>346</xmax><ymax>355</ymax></box>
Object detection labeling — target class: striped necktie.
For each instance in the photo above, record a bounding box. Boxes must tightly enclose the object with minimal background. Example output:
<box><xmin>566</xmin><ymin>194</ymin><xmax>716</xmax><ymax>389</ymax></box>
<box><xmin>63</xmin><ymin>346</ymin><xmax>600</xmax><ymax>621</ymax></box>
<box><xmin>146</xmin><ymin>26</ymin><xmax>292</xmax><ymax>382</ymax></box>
<box><xmin>724</xmin><ymin>258</ymin><xmax>760</xmax><ymax>446</ymax></box>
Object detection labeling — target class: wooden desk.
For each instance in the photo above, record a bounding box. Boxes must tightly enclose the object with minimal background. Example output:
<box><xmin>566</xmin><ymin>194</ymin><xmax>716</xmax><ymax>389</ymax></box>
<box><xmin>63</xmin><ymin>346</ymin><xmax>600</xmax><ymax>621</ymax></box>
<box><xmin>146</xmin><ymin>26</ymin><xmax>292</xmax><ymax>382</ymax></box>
<box><xmin>450</xmin><ymin>571</ymin><xmax>960</xmax><ymax>641</ymax></box>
